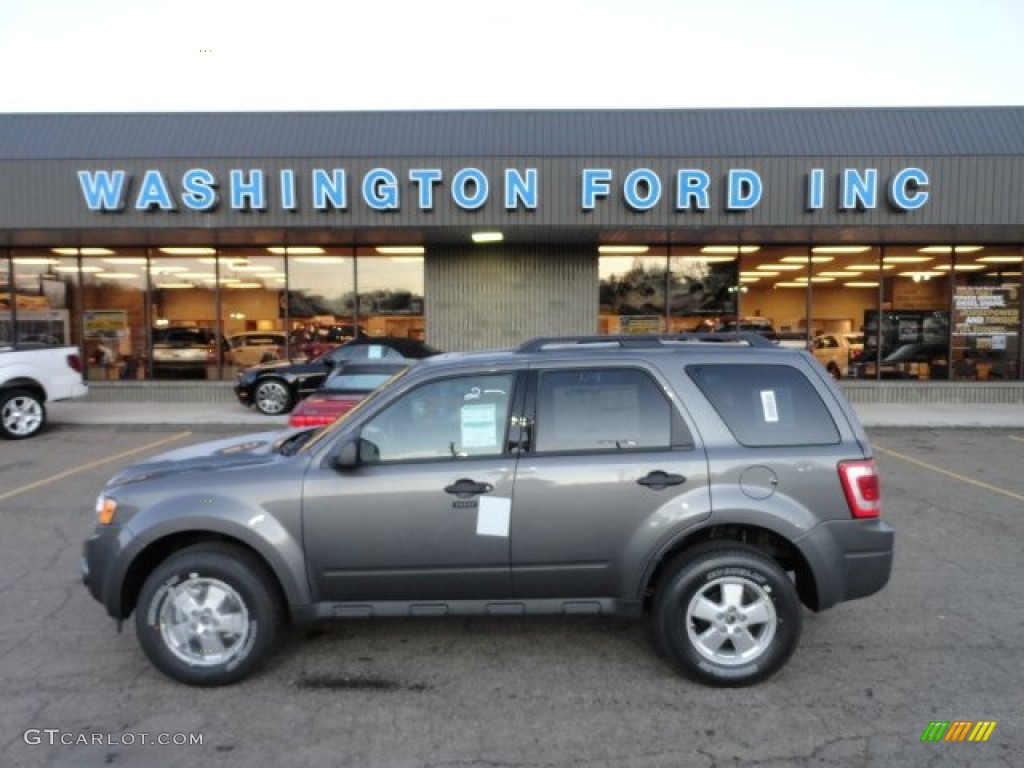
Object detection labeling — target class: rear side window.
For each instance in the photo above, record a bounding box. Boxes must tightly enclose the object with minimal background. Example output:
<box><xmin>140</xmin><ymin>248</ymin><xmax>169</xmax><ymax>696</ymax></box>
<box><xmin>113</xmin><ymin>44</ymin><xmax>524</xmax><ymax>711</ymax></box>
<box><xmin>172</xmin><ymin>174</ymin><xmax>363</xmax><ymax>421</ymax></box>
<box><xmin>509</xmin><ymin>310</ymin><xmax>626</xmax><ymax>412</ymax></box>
<box><xmin>688</xmin><ymin>364</ymin><xmax>840</xmax><ymax>447</ymax></box>
<box><xmin>535</xmin><ymin>368</ymin><xmax>688</xmax><ymax>453</ymax></box>
<box><xmin>328</xmin><ymin>344</ymin><xmax>405</xmax><ymax>363</ymax></box>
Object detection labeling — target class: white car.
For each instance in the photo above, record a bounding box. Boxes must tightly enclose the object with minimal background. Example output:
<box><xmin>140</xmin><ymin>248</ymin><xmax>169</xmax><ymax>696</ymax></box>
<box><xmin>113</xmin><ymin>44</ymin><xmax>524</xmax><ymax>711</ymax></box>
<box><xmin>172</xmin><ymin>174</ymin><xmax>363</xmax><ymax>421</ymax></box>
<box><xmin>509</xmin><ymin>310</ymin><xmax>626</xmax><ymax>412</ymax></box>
<box><xmin>1</xmin><ymin>342</ymin><xmax>88</xmax><ymax>438</ymax></box>
<box><xmin>810</xmin><ymin>334</ymin><xmax>853</xmax><ymax>379</ymax></box>
<box><xmin>226</xmin><ymin>332</ymin><xmax>287</xmax><ymax>369</ymax></box>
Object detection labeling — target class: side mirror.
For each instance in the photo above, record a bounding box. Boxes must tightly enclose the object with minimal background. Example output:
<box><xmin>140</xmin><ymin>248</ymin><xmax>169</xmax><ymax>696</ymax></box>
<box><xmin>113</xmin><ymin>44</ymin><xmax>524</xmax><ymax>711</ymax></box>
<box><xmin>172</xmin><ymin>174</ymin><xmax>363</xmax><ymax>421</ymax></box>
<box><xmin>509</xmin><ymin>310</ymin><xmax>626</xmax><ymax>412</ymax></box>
<box><xmin>330</xmin><ymin>439</ymin><xmax>360</xmax><ymax>470</ymax></box>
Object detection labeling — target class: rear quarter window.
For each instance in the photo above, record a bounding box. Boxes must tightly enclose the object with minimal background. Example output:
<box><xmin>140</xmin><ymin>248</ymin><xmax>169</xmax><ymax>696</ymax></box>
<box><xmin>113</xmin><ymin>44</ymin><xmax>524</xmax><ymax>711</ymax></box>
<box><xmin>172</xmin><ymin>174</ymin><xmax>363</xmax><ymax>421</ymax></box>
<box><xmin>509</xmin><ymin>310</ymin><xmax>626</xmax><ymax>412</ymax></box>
<box><xmin>688</xmin><ymin>363</ymin><xmax>840</xmax><ymax>447</ymax></box>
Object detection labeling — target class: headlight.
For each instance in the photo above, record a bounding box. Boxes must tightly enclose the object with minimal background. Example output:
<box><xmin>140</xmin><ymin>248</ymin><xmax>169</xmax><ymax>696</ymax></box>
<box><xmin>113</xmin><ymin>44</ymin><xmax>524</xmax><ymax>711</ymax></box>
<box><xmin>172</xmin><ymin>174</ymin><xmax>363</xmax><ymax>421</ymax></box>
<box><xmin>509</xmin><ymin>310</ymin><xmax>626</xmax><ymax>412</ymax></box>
<box><xmin>95</xmin><ymin>495</ymin><xmax>118</xmax><ymax>525</ymax></box>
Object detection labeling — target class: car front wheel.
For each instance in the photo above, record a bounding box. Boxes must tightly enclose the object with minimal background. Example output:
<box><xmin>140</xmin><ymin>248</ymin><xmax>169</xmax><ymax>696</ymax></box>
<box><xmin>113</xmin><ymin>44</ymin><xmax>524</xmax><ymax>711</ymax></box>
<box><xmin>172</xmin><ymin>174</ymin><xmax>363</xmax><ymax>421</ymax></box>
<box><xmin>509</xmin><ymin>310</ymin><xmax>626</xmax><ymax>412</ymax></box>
<box><xmin>652</xmin><ymin>544</ymin><xmax>802</xmax><ymax>687</ymax></box>
<box><xmin>135</xmin><ymin>544</ymin><xmax>284</xmax><ymax>686</ymax></box>
<box><xmin>0</xmin><ymin>388</ymin><xmax>46</xmax><ymax>439</ymax></box>
<box><xmin>254</xmin><ymin>378</ymin><xmax>293</xmax><ymax>415</ymax></box>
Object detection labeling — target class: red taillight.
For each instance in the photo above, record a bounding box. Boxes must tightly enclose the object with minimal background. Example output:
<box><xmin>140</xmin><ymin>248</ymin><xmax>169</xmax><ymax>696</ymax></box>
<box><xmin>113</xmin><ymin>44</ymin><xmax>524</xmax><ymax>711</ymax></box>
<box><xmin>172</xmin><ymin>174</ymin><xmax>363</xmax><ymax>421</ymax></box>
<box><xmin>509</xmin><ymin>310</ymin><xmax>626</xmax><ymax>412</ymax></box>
<box><xmin>288</xmin><ymin>396</ymin><xmax>362</xmax><ymax>428</ymax></box>
<box><xmin>289</xmin><ymin>413</ymin><xmax>336</xmax><ymax>428</ymax></box>
<box><xmin>838</xmin><ymin>459</ymin><xmax>882</xmax><ymax>518</ymax></box>
<box><xmin>66</xmin><ymin>353</ymin><xmax>83</xmax><ymax>373</ymax></box>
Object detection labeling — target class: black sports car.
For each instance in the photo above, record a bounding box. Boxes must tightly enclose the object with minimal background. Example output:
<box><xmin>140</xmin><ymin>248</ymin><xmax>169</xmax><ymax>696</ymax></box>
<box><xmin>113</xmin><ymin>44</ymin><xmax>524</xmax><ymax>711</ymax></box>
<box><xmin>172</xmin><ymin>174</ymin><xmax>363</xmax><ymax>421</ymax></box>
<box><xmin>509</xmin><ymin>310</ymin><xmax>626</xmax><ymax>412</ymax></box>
<box><xmin>234</xmin><ymin>337</ymin><xmax>440</xmax><ymax>415</ymax></box>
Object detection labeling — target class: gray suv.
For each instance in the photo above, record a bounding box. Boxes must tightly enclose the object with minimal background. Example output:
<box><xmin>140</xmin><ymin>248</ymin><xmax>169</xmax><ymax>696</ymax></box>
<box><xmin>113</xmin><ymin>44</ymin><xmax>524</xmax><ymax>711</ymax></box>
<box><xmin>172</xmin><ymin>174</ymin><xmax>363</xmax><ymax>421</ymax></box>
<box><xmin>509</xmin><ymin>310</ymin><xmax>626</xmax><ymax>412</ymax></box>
<box><xmin>82</xmin><ymin>334</ymin><xmax>893</xmax><ymax>687</ymax></box>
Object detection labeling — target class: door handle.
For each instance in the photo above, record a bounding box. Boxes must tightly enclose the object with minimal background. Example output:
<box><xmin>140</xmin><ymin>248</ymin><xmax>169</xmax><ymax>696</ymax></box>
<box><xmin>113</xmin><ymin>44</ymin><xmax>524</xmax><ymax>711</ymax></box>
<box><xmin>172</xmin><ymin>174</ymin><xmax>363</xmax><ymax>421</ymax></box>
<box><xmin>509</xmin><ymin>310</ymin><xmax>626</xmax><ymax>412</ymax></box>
<box><xmin>444</xmin><ymin>478</ymin><xmax>494</xmax><ymax>498</ymax></box>
<box><xmin>636</xmin><ymin>471</ymin><xmax>686</xmax><ymax>490</ymax></box>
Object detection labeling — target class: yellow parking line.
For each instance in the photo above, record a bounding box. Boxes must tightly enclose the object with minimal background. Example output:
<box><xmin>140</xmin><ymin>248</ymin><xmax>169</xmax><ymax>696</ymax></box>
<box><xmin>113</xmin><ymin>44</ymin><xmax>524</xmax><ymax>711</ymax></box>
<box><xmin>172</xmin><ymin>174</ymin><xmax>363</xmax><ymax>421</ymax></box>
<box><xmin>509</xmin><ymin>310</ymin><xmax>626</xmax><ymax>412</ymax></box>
<box><xmin>874</xmin><ymin>444</ymin><xmax>1024</xmax><ymax>504</ymax></box>
<box><xmin>0</xmin><ymin>431</ymin><xmax>192</xmax><ymax>503</ymax></box>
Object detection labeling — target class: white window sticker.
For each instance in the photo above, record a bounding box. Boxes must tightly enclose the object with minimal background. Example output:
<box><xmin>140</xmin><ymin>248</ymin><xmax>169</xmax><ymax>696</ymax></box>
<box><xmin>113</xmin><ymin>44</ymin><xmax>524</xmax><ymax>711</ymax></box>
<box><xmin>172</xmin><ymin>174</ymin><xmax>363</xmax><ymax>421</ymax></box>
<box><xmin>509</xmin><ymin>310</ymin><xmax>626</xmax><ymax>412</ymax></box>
<box><xmin>760</xmin><ymin>390</ymin><xmax>779</xmax><ymax>423</ymax></box>
<box><xmin>461</xmin><ymin>402</ymin><xmax>498</xmax><ymax>448</ymax></box>
<box><xmin>367</xmin><ymin>345</ymin><xmax>384</xmax><ymax>359</ymax></box>
<box><xmin>477</xmin><ymin>496</ymin><xmax>511</xmax><ymax>537</ymax></box>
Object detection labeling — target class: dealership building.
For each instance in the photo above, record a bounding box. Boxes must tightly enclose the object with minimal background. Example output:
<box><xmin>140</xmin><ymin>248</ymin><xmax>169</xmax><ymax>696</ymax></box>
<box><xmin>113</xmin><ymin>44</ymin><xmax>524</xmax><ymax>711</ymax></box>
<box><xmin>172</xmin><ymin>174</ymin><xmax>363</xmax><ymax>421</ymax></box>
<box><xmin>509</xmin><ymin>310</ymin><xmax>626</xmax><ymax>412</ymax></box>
<box><xmin>1</xmin><ymin>107</ymin><xmax>1022</xmax><ymax>384</ymax></box>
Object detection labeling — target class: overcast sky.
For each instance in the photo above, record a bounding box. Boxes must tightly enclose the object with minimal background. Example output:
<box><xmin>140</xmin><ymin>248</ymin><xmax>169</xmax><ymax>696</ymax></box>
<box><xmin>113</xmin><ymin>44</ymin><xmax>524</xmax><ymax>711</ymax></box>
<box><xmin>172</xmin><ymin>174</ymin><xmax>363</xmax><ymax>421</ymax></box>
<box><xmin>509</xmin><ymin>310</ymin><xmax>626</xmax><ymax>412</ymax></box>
<box><xmin>2</xmin><ymin>0</ymin><xmax>1023</xmax><ymax>112</ymax></box>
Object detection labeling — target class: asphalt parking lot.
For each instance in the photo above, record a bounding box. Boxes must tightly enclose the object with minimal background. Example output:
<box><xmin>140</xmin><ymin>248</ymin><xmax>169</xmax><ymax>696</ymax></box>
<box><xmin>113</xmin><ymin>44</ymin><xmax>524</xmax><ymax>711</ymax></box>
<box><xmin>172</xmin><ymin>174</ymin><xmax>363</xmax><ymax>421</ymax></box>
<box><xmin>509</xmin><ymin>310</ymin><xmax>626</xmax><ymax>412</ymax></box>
<box><xmin>1</xmin><ymin>424</ymin><xmax>1022</xmax><ymax>767</ymax></box>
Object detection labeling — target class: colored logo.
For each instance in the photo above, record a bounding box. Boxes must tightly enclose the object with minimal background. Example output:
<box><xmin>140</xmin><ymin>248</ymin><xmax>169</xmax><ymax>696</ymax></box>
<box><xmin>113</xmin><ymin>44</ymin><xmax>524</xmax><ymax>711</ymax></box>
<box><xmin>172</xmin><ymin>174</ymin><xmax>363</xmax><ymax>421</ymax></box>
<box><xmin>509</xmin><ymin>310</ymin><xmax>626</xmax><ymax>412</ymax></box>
<box><xmin>921</xmin><ymin>721</ymin><xmax>997</xmax><ymax>742</ymax></box>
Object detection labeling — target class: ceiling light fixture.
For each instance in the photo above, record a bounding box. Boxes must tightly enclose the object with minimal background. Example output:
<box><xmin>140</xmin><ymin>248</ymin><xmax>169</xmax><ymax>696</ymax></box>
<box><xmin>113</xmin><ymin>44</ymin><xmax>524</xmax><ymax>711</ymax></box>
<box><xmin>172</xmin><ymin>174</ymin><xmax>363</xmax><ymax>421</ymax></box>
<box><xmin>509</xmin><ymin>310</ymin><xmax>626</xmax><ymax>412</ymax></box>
<box><xmin>780</xmin><ymin>255</ymin><xmax>834</xmax><ymax>264</ymax></box>
<box><xmin>977</xmin><ymin>255</ymin><xmax>1023</xmax><ymax>263</ymax></box>
<box><xmin>883</xmin><ymin>256</ymin><xmax>934</xmax><ymax>263</ymax></box>
<box><xmin>701</xmin><ymin>245</ymin><xmax>760</xmax><ymax>254</ymax></box>
<box><xmin>159</xmin><ymin>247</ymin><xmax>217</xmax><ymax>255</ymax></box>
<box><xmin>51</xmin><ymin>247</ymin><xmax>115</xmax><ymax>256</ymax></box>
<box><xmin>918</xmin><ymin>245</ymin><xmax>984</xmax><ymax>254</ymax></box>
<box><xmin>376</xmin><ymin>246</ymin><xmax>425</xmax><ymax>255</ymax></box>
<box><xmin>13</xmin><ymin>258</ymin><xmax>59</xmax><ymax>265</ymax></box>
<box><xmin>267</xmin><ymin>246</ymin><xmax>325</xmax><ymax>255</ymax></box>
<box><xmin>598</xmin><ymin>245</ymin><xmax>650</xmax><ymax>254</ymax></box>
<box><xmin>811</xmin><ymin>246</ymin><xmax>871</xmax><ymax>254</ymax></box>
<box><xmin>472</xmin><ymin>232</ymin><xmax>504</xmax><ymax>244</ymax></box>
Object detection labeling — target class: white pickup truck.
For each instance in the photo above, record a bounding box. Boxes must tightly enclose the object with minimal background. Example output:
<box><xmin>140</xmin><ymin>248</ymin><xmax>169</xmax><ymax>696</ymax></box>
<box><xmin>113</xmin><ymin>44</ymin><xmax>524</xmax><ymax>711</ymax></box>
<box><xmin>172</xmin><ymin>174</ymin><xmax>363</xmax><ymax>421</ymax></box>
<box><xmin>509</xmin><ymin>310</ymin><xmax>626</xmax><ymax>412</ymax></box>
<box><xmin>0</xmin><ymin>343</ymin><xmax>88</xmax><ymax>439</ymax></box>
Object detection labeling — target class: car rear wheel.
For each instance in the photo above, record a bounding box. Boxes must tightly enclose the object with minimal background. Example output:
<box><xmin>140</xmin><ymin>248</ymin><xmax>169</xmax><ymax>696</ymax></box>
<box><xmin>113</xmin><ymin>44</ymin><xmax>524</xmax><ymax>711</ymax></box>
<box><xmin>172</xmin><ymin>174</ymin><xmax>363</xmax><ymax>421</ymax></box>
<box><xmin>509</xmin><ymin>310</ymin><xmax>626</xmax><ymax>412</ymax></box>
<box><xmin>254</xmin><ymin>378</ymin><xmax>293</xmax><ymax>415</ymax></box>
<box><xmin>136</xmin><ymin>543</ymin><xmax>284</xmax><ymax>686</ymax></box>
<box><xmin>652</xmin><ymin>544</ymin><xmax>802</xmax><ymax>687</ymax></box>
<box><xmin>0</xmin><ymin>388</ymin><xmax>46</xmax><ymax>439</ymax></box>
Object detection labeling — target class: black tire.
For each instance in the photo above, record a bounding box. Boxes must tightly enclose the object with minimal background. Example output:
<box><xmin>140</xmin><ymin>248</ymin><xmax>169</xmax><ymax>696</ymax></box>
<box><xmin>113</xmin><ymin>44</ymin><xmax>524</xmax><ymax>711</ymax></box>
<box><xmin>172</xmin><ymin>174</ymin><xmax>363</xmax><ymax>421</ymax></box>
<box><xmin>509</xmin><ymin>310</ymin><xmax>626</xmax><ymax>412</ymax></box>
<box><xmin>135</xmin><ymin>543</ymin><xmax>285</xmax><ymax>686</ymax></box>
<box><xmin>827</xmin><ymin>362</ymin><xmax>842</xmax><ymax>381</ymax></box>
<box><xmin>651</xmin><ymin>544</ymin><xmax>802</xmax><ymax>687</ymax></box>
<box><xmin>0</xmin><ymin>388</ymin><xmax>47</xmax><ymax>439</ymax></box>
<box><xmin>253</xmin><ymin>378</ymin><xmax>293</xmax><ymax>415</ymax></box>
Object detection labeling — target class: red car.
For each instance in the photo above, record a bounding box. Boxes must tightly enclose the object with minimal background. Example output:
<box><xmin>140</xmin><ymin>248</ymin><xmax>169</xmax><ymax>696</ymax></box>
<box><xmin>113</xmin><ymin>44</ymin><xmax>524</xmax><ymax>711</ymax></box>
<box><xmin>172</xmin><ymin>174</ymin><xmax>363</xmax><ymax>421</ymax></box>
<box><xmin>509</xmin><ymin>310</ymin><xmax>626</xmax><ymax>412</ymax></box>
<box><xmin>288</xmin><ymin>361</ymin><xmax>410</xmax><ymax>428</ymax></box>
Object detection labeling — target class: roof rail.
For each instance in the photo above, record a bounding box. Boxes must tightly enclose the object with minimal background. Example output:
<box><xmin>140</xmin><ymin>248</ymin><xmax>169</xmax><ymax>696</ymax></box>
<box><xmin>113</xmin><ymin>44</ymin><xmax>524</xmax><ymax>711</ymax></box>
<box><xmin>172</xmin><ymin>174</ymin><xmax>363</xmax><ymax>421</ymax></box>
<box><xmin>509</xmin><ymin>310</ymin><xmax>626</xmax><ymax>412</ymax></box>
<box><xmin>516</xmin><ymin>333</ymin><xmax>778</xmax><ymax>353</ymax></box>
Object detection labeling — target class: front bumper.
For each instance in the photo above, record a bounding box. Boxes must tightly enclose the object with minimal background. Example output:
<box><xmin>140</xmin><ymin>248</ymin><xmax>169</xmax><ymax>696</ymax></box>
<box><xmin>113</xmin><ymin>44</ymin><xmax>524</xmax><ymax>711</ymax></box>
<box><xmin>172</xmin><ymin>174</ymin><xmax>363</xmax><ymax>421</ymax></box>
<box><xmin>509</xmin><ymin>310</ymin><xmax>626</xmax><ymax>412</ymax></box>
<box><xmin>81</xmin><ymin>526</ymin><xmax>126</xmax><ymax>618</ymax></box>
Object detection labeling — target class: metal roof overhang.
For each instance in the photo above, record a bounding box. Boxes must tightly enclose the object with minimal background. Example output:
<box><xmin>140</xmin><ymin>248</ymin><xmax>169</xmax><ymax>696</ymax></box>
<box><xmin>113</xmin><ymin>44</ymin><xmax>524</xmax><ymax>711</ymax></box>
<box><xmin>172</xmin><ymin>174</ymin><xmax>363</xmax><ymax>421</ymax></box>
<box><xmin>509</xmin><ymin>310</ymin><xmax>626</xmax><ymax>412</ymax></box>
<box><xmin>3</xmin><ymin>223</ymin><xmax>1023</xmax><ymax>249</ymax></box>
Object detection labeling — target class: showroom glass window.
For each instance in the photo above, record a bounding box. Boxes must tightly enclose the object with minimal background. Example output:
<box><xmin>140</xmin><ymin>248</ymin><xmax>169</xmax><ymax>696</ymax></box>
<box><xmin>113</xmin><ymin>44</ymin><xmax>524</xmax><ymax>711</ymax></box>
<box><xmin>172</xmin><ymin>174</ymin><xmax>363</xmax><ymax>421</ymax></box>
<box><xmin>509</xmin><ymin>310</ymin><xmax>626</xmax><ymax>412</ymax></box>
<box><xmin>215</xmin><ymin>248</ymin><xmax>286</xmax><ymax>379</ymax></box>
<box><xmin>355</xmin><ymin>246</ymin><xmax>425</xmax><ymax>339</ymax></box>
<box><xmin>6</xmin><ymin>248</ymin><xmax>81</xmax><ymax>350</ymax></box>
<box><xmin>286</xmin><ymin>247</ymin><xmax>358</xmax><ymax>359</ymax></box>
<box><xmin>600</xmin><ymin>246</ymin><xmax>737</xmax><ymax>334</ymax></box>
<box><xmin>78</xmin><ymin>248</ymin><xmax>150</xmax><ymax>380</ymax></box>
<box><xmin>599</xmin><ymin>248</ymin><xmax>669</xmax><ymax>334</ymax></box>
<box><xmin>668</xmin><ymin>248</ymin><xmax>739</xmax><ymax>332</ymax></box>
<box><xmin>144</xmin><ymin>248</ymin><xmax>217</xmax><ymax>380</ymax></box>
<box><xmin>950</xmin><ymin>246</ymin><xmax>1021</xmax><ymax>380</ymax></box>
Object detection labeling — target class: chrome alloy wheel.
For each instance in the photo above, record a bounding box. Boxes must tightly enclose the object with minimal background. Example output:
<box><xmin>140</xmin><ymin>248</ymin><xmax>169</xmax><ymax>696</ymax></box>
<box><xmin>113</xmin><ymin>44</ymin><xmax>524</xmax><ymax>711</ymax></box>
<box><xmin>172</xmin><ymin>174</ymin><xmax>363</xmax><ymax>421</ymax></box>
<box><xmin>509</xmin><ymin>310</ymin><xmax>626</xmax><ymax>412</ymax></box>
<box><xmin>2</xmin><ymin>394</ymin><xmax>43</xmax><ymax>437</ymax></box>
<box><xmin>158</xmin><ymin>577</ymin><xmax>250</xmax><ymax>667</ymax></box>
<box><xmin>255</xmin><ymin>380</ymin><xmax>290</xmax><ymax>415</ymax></box>
<box><xmin>686</xmin><ymin>576</ymin><xmax>777</xmax><ymax>666</ymax></box>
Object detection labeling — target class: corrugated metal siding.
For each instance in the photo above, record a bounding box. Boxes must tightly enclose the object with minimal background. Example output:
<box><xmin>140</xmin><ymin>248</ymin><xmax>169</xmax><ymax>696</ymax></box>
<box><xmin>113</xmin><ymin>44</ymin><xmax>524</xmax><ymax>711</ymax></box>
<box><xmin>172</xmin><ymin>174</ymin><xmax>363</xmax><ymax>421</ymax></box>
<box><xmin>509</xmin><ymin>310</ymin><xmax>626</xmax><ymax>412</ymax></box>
<box><xmin>1</xmin><ymin>108</ymin><xmax>1022</xmax><ymax>160</ymax></box>
<box><xmin>426</xmin><ymin>245</ymin><xmax>597</xmax><ymax>351</ymax></box>
<box><xmin>4</xmin><ymin>155</ymin><xmax>1023</xmax><ymax>237</ymax></box>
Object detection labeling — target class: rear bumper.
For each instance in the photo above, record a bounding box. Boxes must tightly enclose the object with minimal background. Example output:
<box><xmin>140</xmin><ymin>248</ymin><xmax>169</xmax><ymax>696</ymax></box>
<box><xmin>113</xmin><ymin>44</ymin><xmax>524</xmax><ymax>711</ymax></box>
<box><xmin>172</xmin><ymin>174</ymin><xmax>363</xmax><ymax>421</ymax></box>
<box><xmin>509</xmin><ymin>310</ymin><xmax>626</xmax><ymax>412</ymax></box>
<box><xmin>796</xmin><ymin>518</ymin><xmax>894</xmax><ymax>610</ymax></box>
